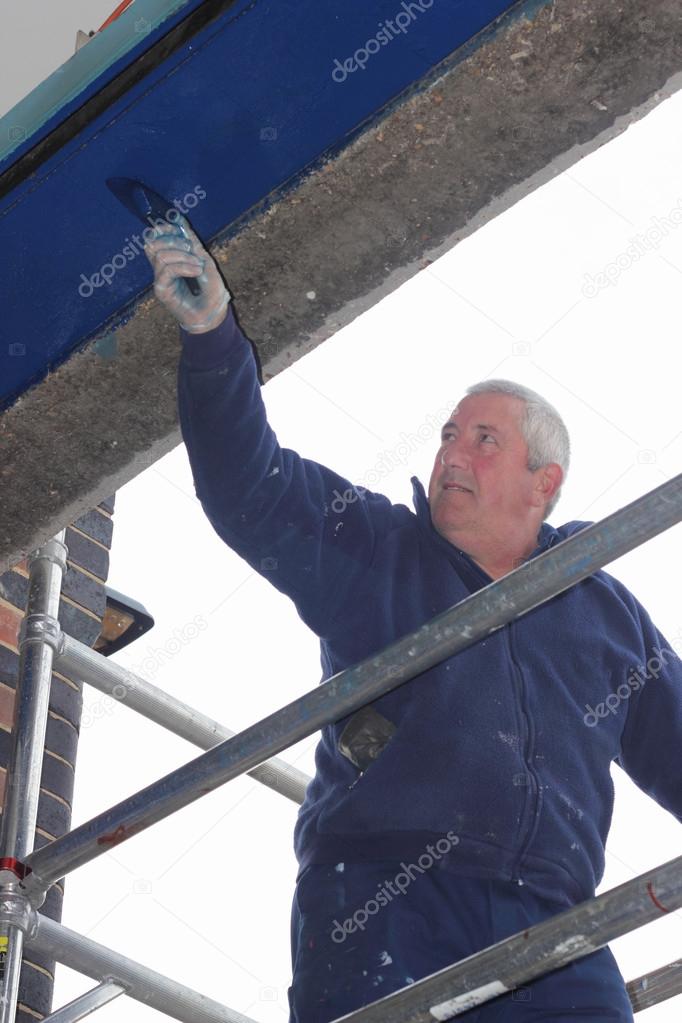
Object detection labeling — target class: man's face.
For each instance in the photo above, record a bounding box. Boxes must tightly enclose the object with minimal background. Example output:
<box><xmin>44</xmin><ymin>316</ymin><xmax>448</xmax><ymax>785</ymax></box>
<box><xmin>428</xmin><ymin>393</ymin><xmax>545</xmax><ymax>542</ymax></box>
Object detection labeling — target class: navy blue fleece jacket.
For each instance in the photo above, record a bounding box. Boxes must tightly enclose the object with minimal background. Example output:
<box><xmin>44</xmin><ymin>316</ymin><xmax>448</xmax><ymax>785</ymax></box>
<box><xmin>177</xmin><ymin>303</ymin><xmax>681</xmax><ymax>905</ymax></box>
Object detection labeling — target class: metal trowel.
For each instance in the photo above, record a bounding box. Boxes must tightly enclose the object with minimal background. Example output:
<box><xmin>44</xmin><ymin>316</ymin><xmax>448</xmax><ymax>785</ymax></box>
<box><xmin>106</xmin><ymin>176</ymin><xmax>202</xmax><ymax>296</ymax></box>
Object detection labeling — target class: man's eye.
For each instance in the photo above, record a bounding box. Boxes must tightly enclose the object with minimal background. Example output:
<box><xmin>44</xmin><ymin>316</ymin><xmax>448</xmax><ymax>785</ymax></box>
<box><xmin>481</xmin><ymin>434</ymin><xmax>496</xmax><ymax>443</ymax></box>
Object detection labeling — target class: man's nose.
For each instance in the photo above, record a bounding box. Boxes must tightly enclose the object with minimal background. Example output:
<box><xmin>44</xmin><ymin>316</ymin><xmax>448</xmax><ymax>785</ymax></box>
<box><xmin>440</xmin><ymin>437</ymin><xmax>470</xmax><ymax>468</ymax></box>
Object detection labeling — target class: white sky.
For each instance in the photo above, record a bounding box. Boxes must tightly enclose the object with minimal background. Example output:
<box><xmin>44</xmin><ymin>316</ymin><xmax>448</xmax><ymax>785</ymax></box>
<box><xmin>0</xmin><ymin>1</ymin><xmax>125</xmax><ymax>117</ymax></box>
<box><xmin>3</xmin><ymin>3</ymin><xmax>681</xmax><ymax>1021</ymax></box>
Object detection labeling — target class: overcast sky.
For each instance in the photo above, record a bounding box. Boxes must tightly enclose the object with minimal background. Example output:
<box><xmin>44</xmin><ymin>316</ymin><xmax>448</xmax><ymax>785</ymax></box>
<box><xmin>3</xmin><ymin>4</ymin><xmax>682</xmax><ymax>1022</ymax></box>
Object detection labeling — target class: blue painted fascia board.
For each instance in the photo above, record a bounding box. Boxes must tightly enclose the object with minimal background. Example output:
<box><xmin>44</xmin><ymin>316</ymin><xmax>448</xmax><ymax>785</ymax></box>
<box><xmin>0</xmin><ymin>0</ymin><xmax>550</xmax><ymax>413</ymax></box>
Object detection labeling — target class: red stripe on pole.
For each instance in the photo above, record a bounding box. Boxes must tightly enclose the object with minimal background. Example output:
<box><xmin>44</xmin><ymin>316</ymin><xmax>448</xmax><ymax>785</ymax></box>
<box><xmin>97</xmin><ymin>0</ymin><xmax>136</xmax><ymax>33</ymax></box>
<box><xmin>0</xmin><ymin>857</ymin><xmax>31</xmax><ymax>879</ymax></box>
<box><xmin>646</xmin><ymin>881</ymin><xmax>671</xmax><ymax>914</ymax></box>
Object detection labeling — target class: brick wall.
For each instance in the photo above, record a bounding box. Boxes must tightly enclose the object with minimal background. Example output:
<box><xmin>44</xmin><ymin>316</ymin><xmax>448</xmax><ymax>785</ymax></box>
<box><xmin>0</xmin><ymin>495</ymin><xmax>115</xmax><ymax>1021</ymax></box>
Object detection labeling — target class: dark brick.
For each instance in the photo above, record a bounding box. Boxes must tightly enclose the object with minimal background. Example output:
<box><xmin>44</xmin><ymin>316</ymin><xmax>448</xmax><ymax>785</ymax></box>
<box><xmin>98</xmin><ymin>494</ymin><xmax>116</xmax><ymax>515</ymax></box>
<box><xmin>59</xmin><ymin>600</ymin><xmax>103</xmax><ymax>649</ymax></box>
<box><xmin>31</xmin><ymin>829</ymin><xmax>57</xmax><ymax>855</ymax></box>
<box><xmin>65</xmin><ymin>528</ymin><xmax>109</xmax><ymax>582</ymax></box>
<box><xmin>46</xmin><ymin>678</ymin><xmax>82</xmax><ymax>733</ymax></box>
<box><xmin>0</xmin><ymin>571</ymin><xmax>23</xmax><ymax>608</ymax></box>
<box><xmin>0</xmin><ymin>726</ymin><xmax>11</xmax><ymax>765</ymax></box>
<box><xmin>0</xmin><ymin>732</ymin><xmax>75</xmax><ymax>803</ymax></box>
<box><xmin>0</xmin><ymin>647</ymin><xmax>83</xmax><ymax>731</ymax></box>
<box><xmin>42</xmin><ymin>752</ymin><xmax>76</xmax><ymax>808</ymax></box>
<box><xmin>61</xmin><ymin>564</ymin><xmax>106</xmax><ymax>620</ymax></box>
<box><xmin>0</xmin><ymin>643</ymin><xmax>17</xmax><ymax>679</ymax></box>
<box><xmin>0</xmin><ymin>571</ymin><xmax>26</xmax><ymax>609</ymax></box>
<box><xmin>73</xmin><ymin>508</ymin><xmax>114</xmax><ymax>548</ymax></box>
<box><xmin>1</xmin><ymin>562</ymin><xmax>106</xmax><ymax>621</ymax></box>
<box><xmin>45</xmin><ymin>715</ymin><xmax>78</xmax><ymax>767</ymax></box>
<box><xmin>24</xmin><ymin>948</ymin><xmax>56</xmax><ymax>983</ymax></box>
<box><xmin>46</xmin><ymin>878</ymin><xmax>64</xmax><ymax>902</ymax></box>
<box><xmin>0</xmin><ymin>571</ymin><xmax>103</xmax><ymax>646</ymax></box>
<box><xmin>19</xmin><ymin>960</ymin><xmax>55</xmax><ymax>1018</ymax></box>
<box><xmin>36</xmin><ymin>790</ymin><xmax>71</xmax><ymax>839</ymax></box>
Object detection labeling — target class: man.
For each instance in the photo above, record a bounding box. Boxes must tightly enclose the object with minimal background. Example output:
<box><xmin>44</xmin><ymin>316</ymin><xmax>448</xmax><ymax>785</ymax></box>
<box><xmin>144</xmin><ymin>218</ymin><xmax>681</xmax><ymax>1022</ymax></box>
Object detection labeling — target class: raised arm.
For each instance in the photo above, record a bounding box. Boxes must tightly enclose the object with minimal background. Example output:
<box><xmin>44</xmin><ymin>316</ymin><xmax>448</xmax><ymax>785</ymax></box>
<box><xmin>143</xmin><ymin>219</ymin><xmax>396</xmax><ymax>637</ymax></box>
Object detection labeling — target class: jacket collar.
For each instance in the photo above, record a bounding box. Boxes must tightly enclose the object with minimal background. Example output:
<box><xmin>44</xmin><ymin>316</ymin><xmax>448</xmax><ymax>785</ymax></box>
<box><xmin>410</xmin><ymin>475</ymin><xmax>560</xmax><ymax>563</ymax></box>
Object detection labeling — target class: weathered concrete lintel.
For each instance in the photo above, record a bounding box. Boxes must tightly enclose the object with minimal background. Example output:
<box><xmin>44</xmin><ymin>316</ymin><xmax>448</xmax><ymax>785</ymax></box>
<box><xmin>299</xmin><ymin>68</ymin><xmax>682</xmax><ymax>372</ymax></box>
<box><xmin>2</xmin><ymin>0</ymin><xmax>681</xmax><ymax>573</ymax></box>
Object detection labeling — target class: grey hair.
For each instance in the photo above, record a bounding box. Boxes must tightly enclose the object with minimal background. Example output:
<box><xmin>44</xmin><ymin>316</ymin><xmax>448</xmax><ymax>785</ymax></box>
<box><xmin>464</xmin><ymin>379</ymin><xmax>570</xmax><ymax>518</ymax></box>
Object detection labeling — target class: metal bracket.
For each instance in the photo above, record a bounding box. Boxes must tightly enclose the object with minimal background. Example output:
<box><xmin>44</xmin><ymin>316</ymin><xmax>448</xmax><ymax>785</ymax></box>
<box><xmin>0</xmin><ymin>888</ymin><xmax>34</xmax><ymax>937</ymax></box>
<box><xmin>18</xmin><ymin>613</ymin><xmax>64</xmax><ymax>655</ymax></box>
<box><xmin>26</xmin><ymin>536</ymin><xmax>68</xmax><ymax>573</ymax></box>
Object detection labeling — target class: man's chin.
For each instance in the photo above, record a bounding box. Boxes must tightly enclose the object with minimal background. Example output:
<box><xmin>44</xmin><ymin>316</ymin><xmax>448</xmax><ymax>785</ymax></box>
<box><xmin>431</xmin><ymin>510</ymin><xmax>469</xmax><ymax>537</ymax></box>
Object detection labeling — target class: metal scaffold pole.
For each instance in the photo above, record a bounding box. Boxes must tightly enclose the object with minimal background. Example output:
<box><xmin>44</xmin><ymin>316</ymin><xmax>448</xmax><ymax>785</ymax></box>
<box><xmin>328</xmin><ymin>856</ymin><xmax>682</xmax><ymax>1022</ymax></box>
<box><xmin>25</xmin><ymin>914</ymin><xmax>257</xmax><ymax>1023</ymax></box>
<box><xmin>18</xmin><ymin>858</ymin><xmax>682</xmax><ymax>1023</ymax></box>
<box><xmin>54</xmin><ymin>633</ymin><xmax>310</xmax><ymax>804</ymax></box>
<box><xmin>627</xmin><ymin>959</ymin><xmax>682</xmax><ymax>1012</ymax></box>
<box><xmin>3</xmin><ymin>477</ymin><xmax>680</xmax><ymax>1022</ymax></box>
<box><xmin>0</xmin><ymin>531</ymin><xmax>68</xmax><ymax>1023</ymax></box>
<box><xmin>20</xmin><ymin>473</ymin><xmax>682</xmax><ymax>901</ymax></box>
<box><xmin>41</xmin><ymin>981</ymin><xmax>125</xmax><ymax>1023</ymax></box>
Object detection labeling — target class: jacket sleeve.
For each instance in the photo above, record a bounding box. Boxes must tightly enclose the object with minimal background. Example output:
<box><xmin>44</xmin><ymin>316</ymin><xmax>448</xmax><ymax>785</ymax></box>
<box><xmin>176</xmin><ymin>303</ymin><xmax>395</xmax><ymax>637</ymax></box>
<box><xmin>614</xmin><ymin>589</ymin><xmax>682</xmax><ymax>824</ymax></box>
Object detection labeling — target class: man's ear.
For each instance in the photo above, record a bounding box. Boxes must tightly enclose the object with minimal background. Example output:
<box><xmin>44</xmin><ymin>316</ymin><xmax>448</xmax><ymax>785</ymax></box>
<box><xmin>534</xmin><ymin>463</ymin><xmax>563</xmax><ymax>508</ymax></box>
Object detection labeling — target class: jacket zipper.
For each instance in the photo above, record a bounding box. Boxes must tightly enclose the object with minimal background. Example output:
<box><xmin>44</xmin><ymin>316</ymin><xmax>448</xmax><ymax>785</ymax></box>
<box><xmin>507</xmin><ymin>622</ymin><xmax>541</xmax><ymax>883</ymax></box>
<box><xmin>424</xmin><ymin>525</ymin><xmax>545</xmax><ymax>880</ymax></box>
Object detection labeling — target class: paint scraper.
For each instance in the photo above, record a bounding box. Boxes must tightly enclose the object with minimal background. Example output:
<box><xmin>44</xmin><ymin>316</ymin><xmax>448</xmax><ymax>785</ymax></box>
<box><xmin>106</xmin><ymin>176</ymin><xmax>202</xmax><ymax>296</ymax></box>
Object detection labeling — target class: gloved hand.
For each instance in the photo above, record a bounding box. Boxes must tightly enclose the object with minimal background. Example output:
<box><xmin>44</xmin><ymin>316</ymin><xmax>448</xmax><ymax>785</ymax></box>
<box><xmin>143</xmin><ymin>216</ymin><xmax>231</xmax><ymax>334</ymax></box>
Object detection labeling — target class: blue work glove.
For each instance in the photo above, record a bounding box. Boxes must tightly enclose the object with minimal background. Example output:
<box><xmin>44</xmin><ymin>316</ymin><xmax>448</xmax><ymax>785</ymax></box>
<box><xmin>143</xmin><ymin>217</ymin><xmax>231</xmax><ymax>334</ymax></box>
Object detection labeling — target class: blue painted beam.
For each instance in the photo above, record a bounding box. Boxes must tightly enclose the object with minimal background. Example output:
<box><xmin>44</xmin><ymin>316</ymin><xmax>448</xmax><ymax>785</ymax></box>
<box><xmin>0</xmin><ymin>0</ymin><xmax>527</xmax><ymax>413</ymax></box>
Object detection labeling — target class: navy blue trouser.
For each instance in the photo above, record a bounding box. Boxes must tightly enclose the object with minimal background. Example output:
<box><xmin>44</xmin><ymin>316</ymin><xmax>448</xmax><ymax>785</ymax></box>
<box><xmin>288</xmin><ymin>860</ymin><xmax>634</xmax><ymax>1022</ymax></box>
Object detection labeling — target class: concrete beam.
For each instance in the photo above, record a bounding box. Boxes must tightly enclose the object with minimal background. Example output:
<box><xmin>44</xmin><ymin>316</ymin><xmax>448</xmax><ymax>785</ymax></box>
<box><xmin>2</xmin><ymin>0</ymin><xmax>681</xmax><ymax>572</ymax></box>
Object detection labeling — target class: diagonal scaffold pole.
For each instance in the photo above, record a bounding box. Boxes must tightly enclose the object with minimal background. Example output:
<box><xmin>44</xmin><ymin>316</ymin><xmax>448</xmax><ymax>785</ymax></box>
<box><xmin>40</xmin><ymin>980</ymin><xmax>125</xmax><ymax>1023</ymax></box>
<box><xmin>328</xmin><ymin>855</ymin><xmax>682</xmax><ymax>1022</ymax></box>
<box><xmin>627</xmin><ymin>959</ymin><xmax>682</xmax><ymax>1013</ymax></box>
<box><xmin>20</xmin><ymin>473</ymin><xmax>682</xmax><ymax>902</ymax></box>
<box><xmin>23</xmin><ymin>912</ymin><xmax>257</xmax><ymax>1023</ymax></box>
<box><xmin>53</xmin><ymin>633</ymin><xmax>310</xmax><ymax>804</ymax></box>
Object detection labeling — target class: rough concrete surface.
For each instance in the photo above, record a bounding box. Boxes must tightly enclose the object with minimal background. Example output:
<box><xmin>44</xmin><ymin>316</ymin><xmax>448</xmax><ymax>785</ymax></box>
<box><xmin>2</xmin><ymin>0</ymin><xmax>682</xmax><ymax>572</ymax></box>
